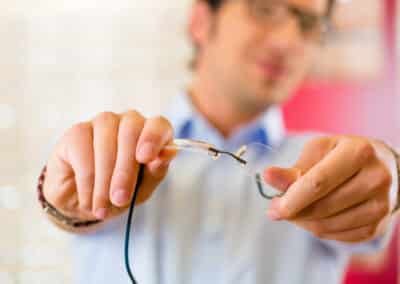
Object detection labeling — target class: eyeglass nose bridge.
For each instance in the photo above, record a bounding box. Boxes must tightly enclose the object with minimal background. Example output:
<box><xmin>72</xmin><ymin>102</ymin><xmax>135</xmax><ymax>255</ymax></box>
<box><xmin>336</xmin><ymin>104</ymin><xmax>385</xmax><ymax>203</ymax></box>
<box><xmin>255</xmin><ymin>173</ymin><xmax>285</xmax><ymax>200</ymax></box>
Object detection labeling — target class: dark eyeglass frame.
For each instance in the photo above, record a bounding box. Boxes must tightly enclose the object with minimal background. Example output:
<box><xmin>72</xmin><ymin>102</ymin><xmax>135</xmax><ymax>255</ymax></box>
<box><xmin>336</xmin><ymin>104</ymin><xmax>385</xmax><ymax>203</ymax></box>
<box><xmin>246</xmin><ymin>0</ymin><xmax>336</xmax><ymax>41</ymax></box>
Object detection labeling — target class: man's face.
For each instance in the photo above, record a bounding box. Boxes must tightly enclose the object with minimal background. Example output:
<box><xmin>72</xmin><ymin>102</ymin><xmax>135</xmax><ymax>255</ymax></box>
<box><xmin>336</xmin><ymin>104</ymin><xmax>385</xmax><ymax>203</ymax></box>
<box><xmin>191</xmin><ymin>0</ymin><xmax>329</xmax><ymax>112</ymax></box>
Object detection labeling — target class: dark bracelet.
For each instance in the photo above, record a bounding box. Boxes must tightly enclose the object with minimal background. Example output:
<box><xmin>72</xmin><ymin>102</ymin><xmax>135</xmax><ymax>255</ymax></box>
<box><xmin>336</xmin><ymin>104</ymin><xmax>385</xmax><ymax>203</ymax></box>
<box><xmin>37</xmin><ymin>166</ymin><xmax>101</xmax><ymax>228</ymax></box>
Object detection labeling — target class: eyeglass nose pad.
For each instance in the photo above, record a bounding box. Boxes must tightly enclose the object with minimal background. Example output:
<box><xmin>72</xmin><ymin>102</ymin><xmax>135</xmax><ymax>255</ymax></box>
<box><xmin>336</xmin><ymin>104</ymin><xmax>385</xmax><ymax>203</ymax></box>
<box><xmin>255</xmin><ymin>173</ymin><xmax>285</xmax><ymax>200</ymax></box>
<box><xmin>235</xmin><ymin>145</ymin><xmax>248</xmax><ymax>158</ymax></box>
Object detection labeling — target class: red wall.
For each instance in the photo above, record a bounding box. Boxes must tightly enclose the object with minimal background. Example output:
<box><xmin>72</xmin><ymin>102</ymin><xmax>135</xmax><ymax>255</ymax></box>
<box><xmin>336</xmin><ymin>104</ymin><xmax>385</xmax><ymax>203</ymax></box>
<box><xmin>283</xmin><ymin>1</ymin><xmax>398</xmax><ymax>283</ymax></box>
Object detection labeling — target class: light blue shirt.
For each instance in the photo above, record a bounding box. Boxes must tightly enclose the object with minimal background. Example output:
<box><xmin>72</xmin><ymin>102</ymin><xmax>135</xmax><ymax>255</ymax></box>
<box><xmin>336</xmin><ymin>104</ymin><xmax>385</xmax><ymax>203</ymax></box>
<box><xmin>72</xmin><ymin>94</ymin><xmax>391</xmax><ymax>284</ymax></box>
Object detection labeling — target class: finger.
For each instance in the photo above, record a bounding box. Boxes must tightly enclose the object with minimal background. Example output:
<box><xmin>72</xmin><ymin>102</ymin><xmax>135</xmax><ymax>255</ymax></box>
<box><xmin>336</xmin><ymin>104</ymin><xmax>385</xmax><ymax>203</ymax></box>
<box><xmin>263</xmin><ymin>167</ymin><xmax>301</xmax><ymax>192</ymax></box>
<box><xmin>264</xmin><ymin>137</ymin><xmax>336</xmax><ymax>192</ymax></box>
<box><xmin>147</xmin><ymin>148</ymin><xmax>178</xmax><ymax>173</ymax></box>
<box><xmin>44</xmin><ymin>159</ymin><xmax>80</xmax><ymax>216</ymax></box>
<box><xmin>265</xmin><ymin>137</ymin><xmax>335</xmax><ymax>219</ymax></box>
<box><xmin>293</xmin><ymin>193</ymin><xmax>389</xmax><ymax>236</ymax></box>
<box><xmin>62</xmin><ymin>122</ymin><xmax>95</xmax><ymax>213</ymax></box>
<box><xmin>294</xmin><ymin>137</ymin><xmax>338</xmax><ymax>173</ymax></box>
<box><xmin>278</xmin><ymin>139</ymin><xmax>375</xmax><ymax>219</ymax></box>
<box><xmin>110</xmin><ymin>111</ymin><xmax>145</xmax><ymax>207</ymax></box>
<box><xmin>295</xmin><ymin>162</ymin><xmax>391</xmax><ymax>220</ymax></box>
<box><xmin>44</xmin><ymin>155</ymin><xmax>74</xmax><ymax>212</ymax></box>
<box><xmin>136</xmin><ymin>116</ymin><xmax>174</xmax><ymax>164</ymax></box>
<box><xmin>135</xmin><ymin>162</ymin><xmax>171</xmax><ymax>205</ymax></box>
<box><xmin>317</xmin><ymin>223</ymin><xmax>379</xmax><ymax>243</ymax></box>
<box><xmin>92</xmin><ymin>112</ymin><xmax>120</xmax><ymax>219</ymax></box>
<box><xmin>265</xmin><ymin>137</ymin><xmax>336</xmax><ymax>213</ymax></box>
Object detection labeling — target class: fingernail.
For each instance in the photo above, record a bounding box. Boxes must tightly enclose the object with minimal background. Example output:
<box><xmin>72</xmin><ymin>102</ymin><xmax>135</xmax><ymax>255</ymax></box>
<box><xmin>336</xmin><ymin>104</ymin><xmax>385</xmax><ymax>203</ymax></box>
<box><xmin>112</xmin><ymin>190</ymin><xmax>130</xmax><ymax>206</ymax></box>
<box><xmin>137</xmin><ymin>143</ymin><xmax>155</xmax><ymax>162</ymax></box>
<box><xmin>267</xmin><ymin>209</ymin><xmax>282</xmax><ymax>221</ymax></box>
<box><xmin>95</xmin><ymin>208</ymin><xmax>108</xmax><ymax>220</ymax></box>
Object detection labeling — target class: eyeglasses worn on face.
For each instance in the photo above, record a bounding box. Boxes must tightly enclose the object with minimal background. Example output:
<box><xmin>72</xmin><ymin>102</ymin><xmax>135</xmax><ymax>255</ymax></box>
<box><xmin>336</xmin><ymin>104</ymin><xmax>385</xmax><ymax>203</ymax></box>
<box><xmin>247</xmin><ymin>0</ymin><xmax>332</xmax><ymax>40</ymax></box>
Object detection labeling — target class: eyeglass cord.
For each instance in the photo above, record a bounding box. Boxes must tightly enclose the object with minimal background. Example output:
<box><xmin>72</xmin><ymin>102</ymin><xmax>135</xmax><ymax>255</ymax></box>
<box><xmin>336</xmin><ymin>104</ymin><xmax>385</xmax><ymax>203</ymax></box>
<box><xmin>123</xmin><ymin>151</ymin><xmax>279</xmax><ymax>282</ymax></box>
<box><xmin>124</xmin><ymin>164</ymin><xmax>145</xmax><ymax>284</ymax></box>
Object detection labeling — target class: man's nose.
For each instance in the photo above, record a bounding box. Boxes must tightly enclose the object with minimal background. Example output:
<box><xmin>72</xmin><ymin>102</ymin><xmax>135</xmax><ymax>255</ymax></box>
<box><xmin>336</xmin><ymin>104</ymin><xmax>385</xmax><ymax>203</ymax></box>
<box><xmin>261</xmin><ymin>20</ymin><xmax>304</xmax><ymax>54</ymax></box>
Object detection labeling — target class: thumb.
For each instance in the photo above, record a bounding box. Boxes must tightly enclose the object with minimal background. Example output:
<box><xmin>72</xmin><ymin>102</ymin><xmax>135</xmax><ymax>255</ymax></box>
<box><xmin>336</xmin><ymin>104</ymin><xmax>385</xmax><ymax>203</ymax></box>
<box><xmin>263</xmin><ymin>167</ymin><xmax>301</xmax><ymax>192</ymax></box>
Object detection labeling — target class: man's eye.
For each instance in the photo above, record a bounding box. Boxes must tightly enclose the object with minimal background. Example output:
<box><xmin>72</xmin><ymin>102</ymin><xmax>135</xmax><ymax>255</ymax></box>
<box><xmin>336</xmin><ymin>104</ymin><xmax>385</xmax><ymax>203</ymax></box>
<box><xmin>290</xmin><ymin>8</ymin><xmax>320</xmax><ymax>33</ymax></box>
<box><xmin>258</xmin><ymin>5</ymin><xmax>274</xmax><ymax>15</ymax></box>
<box><xmin>300</xmin><ymin>15</ymin><xmax>318</xmax><ymax>32</ymax></box>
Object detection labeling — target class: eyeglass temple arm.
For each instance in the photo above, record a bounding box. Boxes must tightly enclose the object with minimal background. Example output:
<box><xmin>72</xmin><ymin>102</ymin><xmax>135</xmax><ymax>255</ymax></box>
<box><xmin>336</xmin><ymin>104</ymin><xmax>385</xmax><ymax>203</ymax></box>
<box><xmin>164</xmin><ymin>139</ymin><xmax>247</xmax><ymax>165</ymax></box>
<box><xmin>166</xmin><ymin>139</ymin><xmax>283</xmax><ymax>200</ymax></box>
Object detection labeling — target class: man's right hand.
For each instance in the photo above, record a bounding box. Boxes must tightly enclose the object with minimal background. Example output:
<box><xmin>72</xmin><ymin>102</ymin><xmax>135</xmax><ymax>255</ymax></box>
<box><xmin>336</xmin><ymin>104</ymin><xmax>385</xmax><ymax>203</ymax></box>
<box><xmin>43</xmin><ymin>111</ymin><xmax>176</xmax><ymax>222</ymax></box>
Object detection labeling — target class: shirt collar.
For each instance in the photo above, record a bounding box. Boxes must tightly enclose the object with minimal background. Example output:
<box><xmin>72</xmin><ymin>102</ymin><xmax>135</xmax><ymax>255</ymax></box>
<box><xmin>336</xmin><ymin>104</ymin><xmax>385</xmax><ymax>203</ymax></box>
<box><xmin>164</xmin><ymin>93</ymin><xmax>286</xmax><ymax>149</ymax></box>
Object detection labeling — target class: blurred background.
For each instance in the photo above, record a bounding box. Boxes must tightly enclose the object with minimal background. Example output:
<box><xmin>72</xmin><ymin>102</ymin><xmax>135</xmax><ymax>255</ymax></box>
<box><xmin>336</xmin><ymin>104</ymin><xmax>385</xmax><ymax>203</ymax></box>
<box><xmin>0</xmin><ymin>0</ymin><xmax>398</xmax><ymax>283</ymax></box>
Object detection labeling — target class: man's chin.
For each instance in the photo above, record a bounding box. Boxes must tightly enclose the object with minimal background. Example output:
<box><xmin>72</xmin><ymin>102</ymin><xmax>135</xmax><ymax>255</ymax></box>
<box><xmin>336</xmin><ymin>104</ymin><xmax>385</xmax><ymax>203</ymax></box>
<box><xmin>254</xmin><ymin>86</ymin><xmax>291</xmax><ymax>106</ymax></box>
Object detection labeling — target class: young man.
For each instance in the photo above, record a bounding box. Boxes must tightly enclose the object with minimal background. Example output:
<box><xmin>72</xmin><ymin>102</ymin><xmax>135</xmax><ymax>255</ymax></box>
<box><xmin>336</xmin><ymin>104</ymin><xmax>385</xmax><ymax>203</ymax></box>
<box><xmin>39</xmin><ymin>0</ymin><xmax>400</xmax><ymax>283</ymax></box>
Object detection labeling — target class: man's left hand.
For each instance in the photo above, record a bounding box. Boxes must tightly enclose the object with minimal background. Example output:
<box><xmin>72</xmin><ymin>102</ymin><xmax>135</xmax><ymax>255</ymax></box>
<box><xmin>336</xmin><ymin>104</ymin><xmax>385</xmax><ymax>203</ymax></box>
<box><xmin>264</xmin><ymin>136</ymin><xmax>393</xmax><ymax>243</ymax></box>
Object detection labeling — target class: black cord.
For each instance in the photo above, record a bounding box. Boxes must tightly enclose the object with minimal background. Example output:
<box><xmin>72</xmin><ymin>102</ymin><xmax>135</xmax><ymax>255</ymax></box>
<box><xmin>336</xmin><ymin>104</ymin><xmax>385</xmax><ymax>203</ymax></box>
<box><xmin>124</xmin><ymin>164</ymin><xmax>145</xmax><ymax>284</ymax></box>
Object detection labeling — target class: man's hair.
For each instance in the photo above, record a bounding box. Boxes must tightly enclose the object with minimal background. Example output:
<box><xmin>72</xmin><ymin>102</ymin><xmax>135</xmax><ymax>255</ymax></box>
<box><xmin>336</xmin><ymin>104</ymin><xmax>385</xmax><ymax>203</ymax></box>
<box><xmin>204</xmin><ymin>0</ymin><xmax>336</xmax><ymax>16</ymax></box>
<box><xmin>205</xmin><ymin>0</ymin><xmax>224</xmax><ymax>10</ymax></box>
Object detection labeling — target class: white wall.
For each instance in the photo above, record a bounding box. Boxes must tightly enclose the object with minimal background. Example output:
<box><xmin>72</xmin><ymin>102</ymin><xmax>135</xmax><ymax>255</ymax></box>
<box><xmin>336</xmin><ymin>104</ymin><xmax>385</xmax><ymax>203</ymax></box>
<box><xmin>0</xmin><ymin>1</ymin><xmax>191</xmax><ymax>283</ymax></box>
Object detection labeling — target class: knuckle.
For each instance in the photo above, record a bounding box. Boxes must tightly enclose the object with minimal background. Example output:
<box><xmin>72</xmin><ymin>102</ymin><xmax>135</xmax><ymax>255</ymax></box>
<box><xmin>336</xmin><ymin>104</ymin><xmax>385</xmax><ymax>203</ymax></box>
<box><xmin>119</xmin><ymin>120</ymin><xmax>145</xmax><ymax>143</ymax></box>
<box><xmin>308</xmin><ymin>173</ymin><xmax>326</xmax><ymax>195</ymax></box>
<box><xmin>152</xmin><ymin>115</ymin><xmax>174</xmax><ymax>134</ymax></box>
<box><xmin>306</xmin><ymin>137</ymin><xmax>327</xmax><ymax>147</ymax></box>
<box><xmin>141</xmin><ymin>116</ymin><xmax>174</xmax><ymax>145</ymax></box>
<box><xmin>312</xmin><ymin>227</ymin><xmax>326</xmax><ymax>239</ymax></box>
<box><xmin>363</xmin><ymin>225</ymin><xmax>376</xmax><ymax>239</ymax></box>
<box><xmin>93</xmin><ymin>111</ymin><xmax>118</xmax><ymax>126</ymax></box>
<box><xmin>355</xmin><ymin>141</ymin><xmax>375</xmax><ymax>163</ymax></box>
<box><xmin>61</xmin><ymin>123</ymin><xmax>92</xmax><ymax>159</ymax></box>
<box><xmin>364</xmin><ymin>165</ymin><xmax>391</xmax><ymax>196</ymax></box>
<box><xmin>378</xmin><ymin>199</ymin><xmax>390</xmax><ymax>217</ymax></box>
<box><xmin>68</xmin><ymin>122</ymin><xmax>91</xmax><ymax>138</ymax></box>
<box><xmin>124</xmin><ymin>109</ymin><xmax>144</xmax><ymax>119</ymax></box>
<box><xmin>371</xmin><ymin>198</ymin><xmax>389</xmax><ymax>217</ymax></box>
<box><xmin>378</xmin><ymin>165</ymin><xmax>392</xmax><ymax>189</ymax></box>
<box><xmin>366</xmin><ymin>171</ymin><xmax>385</xmax><ymax>194</ymax></box>
<box><xmin>123</xmin><ymin>110</ymin><xmax>146</xmax><ymax>126</ymax></box>
<box><xmin>310</xmin><ymin>178</ymin><xmax>323</xmax><ymax>192</ymax></box>
<box><xmin>304</xmin><ymin>137</ymin><xmax>335</xmax><ymax>151</ymax></box>
<box><xmin>153</xmin><ymin>115</ymin><xmax>170</xmax><ymax>125</ymax></box>
<box><xmin>309</xmin><ymin>222</ymin><xmax>326</xmax><ymax>237</ymax></box>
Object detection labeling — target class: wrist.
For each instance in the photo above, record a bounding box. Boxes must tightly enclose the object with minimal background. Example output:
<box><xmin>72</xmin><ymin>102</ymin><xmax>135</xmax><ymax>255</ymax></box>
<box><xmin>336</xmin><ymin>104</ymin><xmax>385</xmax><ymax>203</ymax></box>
<box><xmin>37</xmin><ymin>166</ymin><xmax>102</xmax><ymax>228</ymax></box>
